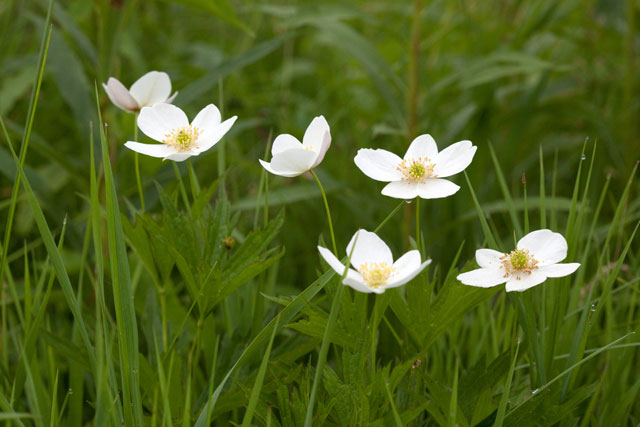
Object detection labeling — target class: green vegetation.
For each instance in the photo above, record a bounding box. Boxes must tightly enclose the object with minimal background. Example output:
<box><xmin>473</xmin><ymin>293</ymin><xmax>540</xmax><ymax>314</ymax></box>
<box><xmin>0</xmin><ymin>0</ymin><xmax>638</xmax><ymax>425</ymax></box>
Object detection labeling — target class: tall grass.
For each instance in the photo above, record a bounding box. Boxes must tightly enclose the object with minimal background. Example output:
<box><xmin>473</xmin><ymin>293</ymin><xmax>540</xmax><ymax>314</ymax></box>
<box><xmin>0</xmin><ymin>0</ymin><xmax>638</xmax><ymax>425</ymax></box>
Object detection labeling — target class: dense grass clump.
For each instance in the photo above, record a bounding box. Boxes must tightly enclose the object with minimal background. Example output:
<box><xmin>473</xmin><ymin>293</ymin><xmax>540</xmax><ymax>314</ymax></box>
<box><xmin>0</xmin><ymin>0</ymin><xmax>638</xmax><ymax>425</ymax></box>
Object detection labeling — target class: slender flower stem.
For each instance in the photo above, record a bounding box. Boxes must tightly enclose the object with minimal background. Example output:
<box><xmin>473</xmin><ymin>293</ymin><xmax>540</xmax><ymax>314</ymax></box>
<box><xmin>172</xmin><ymin>163</ymin><xmax>191</xmax><ymax>213</ymax></box>
<box><xmin>310</xmin><ymin>170</ymin><xmax>337</xmax><ymax>256</ymax></box>
<box><xmin>374</xmin><ymin>201</ymin><xmax>405</xmax><ymax>233</ymax></box>
<box><xmin>133</xmin><ymin>113</ymin><xmax>145</xmax><ymax>212</ymax></box>
<box><xmin>415</xmin><ymin>197</ymin><xmax>421</xmax><ymax>253</ymax></box>
<box><xmin>187</xmin><ymin>159</ymin><xmax>200</xmax><ymax>199</ymax></box>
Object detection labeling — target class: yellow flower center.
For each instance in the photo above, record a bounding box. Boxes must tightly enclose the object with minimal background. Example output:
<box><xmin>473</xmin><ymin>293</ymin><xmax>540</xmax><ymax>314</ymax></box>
<box><xmin>358</xmin><ymin>262</ymin><xmax>395</xmax><ymax>288</ymax></box>
<box><xmin>500</xmin><ymin>249</ymin><xmax>539</xmax><ymax>279</ymax></box>
<box><xmin>397</xmin><ymin>157</ymin><xmax>437</xmax><ymax>183</ymax></box>
<box><xmin>163</xmin><ymin>125</ymin><xmax>202</xmax><ymax>152</ymax></box>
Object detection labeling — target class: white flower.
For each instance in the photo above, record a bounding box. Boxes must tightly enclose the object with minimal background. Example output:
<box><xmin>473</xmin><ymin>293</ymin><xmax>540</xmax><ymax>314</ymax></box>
<box><xmin>317</xmin><ymin>229</ymin><xmax>431</xmax><ymax>294</ymax></box>
<box><xmin>259</xmin><ymin>116</ymin><xmax>331</xmax><ymax>177</ymax></box>
<box><xmin>124</xmin><ymin>103</ymin><xmax>237</xmax><ymax>162</ymax></box>
<box><xmin>103</xmin><ymin>71</ymin><xmax>177</xmax><ymax>113</ymax></box>
<box><xmin>457</xmin><ymin>229</ymin><xmax>580</xmax><ymax>292</ymax></box>
<box><xmin>354</xmin><ymin>134</ymin><xmax>477</xmax><ymax>199</ymax></box>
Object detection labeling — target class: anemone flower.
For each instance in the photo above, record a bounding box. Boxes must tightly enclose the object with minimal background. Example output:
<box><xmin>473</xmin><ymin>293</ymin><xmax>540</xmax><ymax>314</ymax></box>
<box><xmin>103</xmin><ymin>71</ymin><xmax>177</xmax><ymax>113</ymax></box>
<box><xmin>259</xmin><ymin>116</ymin><xmax>331</xmax><ymax>177</ymax></box>
<box><xmin>318</xmin><ymin>229</ymin><xmax>431</xmax><ymax>294</ymax></box>
<box><xmin>354</xmin><ymin>134</ymin><xmax>476</xmax><ymax>199</ymax></box>
<box><xmin>124</xmin><ymin>103</ymin><xmax>237</xmax><ymax>162</ymax></box>
<box><xmin>457</xmin><ymin>229</ymin><xmax>580</xmax><ymax>292</ymax></box>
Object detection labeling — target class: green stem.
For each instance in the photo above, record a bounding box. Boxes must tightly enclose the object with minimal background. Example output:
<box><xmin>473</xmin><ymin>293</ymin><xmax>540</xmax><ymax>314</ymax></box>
<box><xmin>172</xmin><ymin>163</ymin><xmax>191</xmax><ymax>213</ymax></box>
<box><xmin>133</xmin><ymin>113</ymin><xmax>145</xmax><ymax>212</ymax></box>
<box><xmin>187</xmin><ymin>159</ymin><xmax>200</xmax><ymax>199</ymax></box>
<box><xmin>310</xmin><ymin>170</ymin><xmax>337</xmax><ymax>256</ymax></box>
<box><xmin>415</xmin><ymin>197</ymin><xmax>421</xmax><ymax>253</ymax></box>
<box><xmin>374</xmin><ymin>201</ymin><xmax>405</xmax><ymax>233</ymax></box>
<box><xmin>217</xmin><ymin>78</ymin><xmax>226</xmax><ymax>179</ymax></box>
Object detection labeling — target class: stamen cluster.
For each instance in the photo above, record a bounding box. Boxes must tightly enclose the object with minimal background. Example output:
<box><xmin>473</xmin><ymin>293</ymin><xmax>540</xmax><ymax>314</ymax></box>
<box><xmin>500</xmin><ymin>249</ymin><xmax>539</xmax><ymax>279</ymax></box>
<box><xmin>359</xmin><ymin>262</ymin><xmax>395</xmax><ymax>288</ymax></box>
<box><xmin>163</xmin><ymin>125</ymin><xmax>202</xmax><ymax>151</ymax></box>
<box><xmin>397</xmin><ymin>157</ymin><xmax>436</xmax><ymax>184</ymax></box>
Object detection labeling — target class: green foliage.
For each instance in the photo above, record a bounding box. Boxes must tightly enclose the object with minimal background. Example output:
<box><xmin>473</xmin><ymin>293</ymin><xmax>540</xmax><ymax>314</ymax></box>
<box><xmin>1</xmin><ymin>0</ymin><xmax>639</xmax><ymax>425</ymax></box>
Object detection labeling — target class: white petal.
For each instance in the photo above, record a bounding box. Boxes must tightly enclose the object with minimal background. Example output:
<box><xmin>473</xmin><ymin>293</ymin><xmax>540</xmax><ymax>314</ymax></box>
<box><xmin>457</xmin><ymin>267</ymin><xmax>508</xmax><ymax>288</ymax></box>
<box><xmin>129</xmin><ymin>71</ymin><xmax>172</xmax><ymax>107</ymax></box>
<box><xmin>354</xmin><ymin>148</ymin><xmax>402</xmax><ymax>182</ymax></box>
<box><xmin>166</xmin><ymin>92</ymin><xmax>178</xmax><ymax>104</ymax></box>
<box><xmin>381</xmin><ymin>181</ymin><xmax>419</xmax><ymax>199</ymax></box>
<box><xmin>318</xmin><ymin>246</ymin><xmax>370</xmax><ymax>292</ymax></box>
<box><xmin>517</xmin><ymin>229</ymin><xmax>568</xmax><ymax>266</ymax></box>
<box><xmin>386</xmin><ymin>252</ymin><xmax>431</xmax><ymax>288</ymax></box>
<box><xmin>103</xmin><ymin>78</ymin><xmax>139</xmax><ymax>112</ymax></box>
<box><xmin>539</xmin><ymin>263</ymin><xmax>580</xmax><ymax>278</ymax></box>
<box><xmin>346</xmin><ymin>229</ymin><xmax>393</xmax><ymax>270</ymax></box>
<box><xmin>195</xmin><ymin>116</ymin><xmax>237</xmax><ymax>154</ymax></box>
<box><xmin>124</xmin><ymin>141</ymin><xmax>175</xmax><ymax>158</ymax></box>
<box><xmin>272</xmin><ymin>134</ymin><xmax>302</xmax><ymax>155</ymax></box>
<box><xmin>258</xmin><ymin>159</ymin><xmax>301</xmax><ymax>178</ymax></box>
<box><xmin>302</xmin><ymin>116</ymin><xmax>330</xmax><ymax>150</ymax></box>
<box><xmin>416</xmin><ymin>178</ymin><xmax>460</xmax><ymax>199</ymax></box>
<box><xmin>191</xmin><ymin>104</ymin><xmax>221</xmax><ymax>130</ymax></box>
<box><xmin>269</xmin><ymin>148</ymin><xmax>317</xmax><ymax>176</ymax></box>
<box><xmin>137</xmin><ymin>104</ymin><xmax>189</xmax><ymax>142</ymax></box>
<box><xmin>476</xmin><ymin>248</ymin><xmax>504</xmax><ymax>268</ymax></box>
<box><xmin>404</xmin><ymin>134</ymin><xmax>438</xmax><ymax>160</ymax></box>
<box><xmin>434</xmin><ymin>140</ymin><xmax>476</xmax><ymax>178</ymax></box>
<box><xmin>505</xmin><ymin>271</ymin><xmax>547</xmax><ymax>292</ymax></box>
<box><xmin>163</xmin><ymin>151</ymin><xmax>195</xmax><ymax>162</ymax></box>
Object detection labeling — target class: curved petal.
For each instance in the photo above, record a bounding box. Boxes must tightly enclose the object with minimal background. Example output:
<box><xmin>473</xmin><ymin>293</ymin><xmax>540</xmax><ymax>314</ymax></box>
<box><xmin>258</xmin><ymin>159</ymin><xmax>301</xmax><ymax>178</ymax></box>
<box><xmin>302</xmin><ymin>116</ymin><xmax>330</xmax><ymax>150</ymax></box>
<box><xmin>381</xmin><ymin>181</ymin><xmax>419</xmax><ymax>199</ymax></box>
<box><xmin>354</xmin><ymin>148</ymin><xmax>402</xmax><ymax>182</ymax></box>
<box><xmin>129</xmin><ymin>71</ymin><xmax>172</xmax><ymax>107</ymax></box>
<box><xmin>457</xmin><ymin>267</ymin><xmax>508</xmax><ymax>288</ymax></box>
<box><xmin>517</xmin><ymin>229</ymin><xmax>568</xmax><ymax>266</ymax></box>
<box><xmin>343</xmin><ymin>275</ymin><xmax>378</xmax><ymax>293</ymax></box>
<box><xmin>124</xmin><ymin>141</ymin><xmax>175</xmax><ymax>158</ymax></box>
<box><xmin>103</xmin><ymin>79</ymin><xmax>139</xmax><ymax>112</ymax></box>
<box><xmin>138</xmin><ymin>104</ymin><xmax>189</xmax><ymax>142</ymax></box>
<box><xmin>505</xmin><ymin>271</ymin><xmax>547</xmax><ymax>292</ymax></box>
<box><xmin>272</xmin><ymin>134</ymin><xmax>302</xmax><ymax>155</ymax></box>
<box><xmin>416</xmin><ymin>178</ymin><xmax>460</xmax><ymax>199</ymax></box>
<box><xmin>539</xmin><ymin>263</ymin><xmax>580</xmax><ymax>278</ymax></box>
<box><xmin>434</xmin><ymin>140</ymin><xmax>476</xmax><ymax>178</ymax></box>
<box><xmin>163</xmin><ymin>151</ymin><xmax>195</xmax><ymax>162</ymax></box>
<box><xmin>318</xmin><ymin>246</ymin><xmax>349</xmax><ymax>276</ymax></box>
<box><xmin>310</xmin><ymin>128</ymin><xmax>331</xmax><ymax>168</ymax></box>
<box><xmin>269</xmin><ymin>147</ymin><xmax>317</xmax><ymax>176</ymax></box>
<box><xmin>166</xmin><ymin>91</ymin><xmax>178</xmax><ymax>104</ymax></box>
<box><xmin>191</xmin><ymin>104</ymin><xmax>221</xmax><ymax>131</ymax></box>
<box><xmin>404</xmin><ymin>134</ymin><xmax>438</xmax><ymax>160</ymax></box>
<box><xmin>195</xmin><ymin>116</ymin><xmax>237</xmax><ymax>154</ymax></box>
<box><xmin>346</xmin><ymin>229</ymin><xmax>393</xmax><ymax>269</ymax></box>
<box><xmin>476</xmin><ymin>248</ymin><xmax>504</xmax><ymax>268</ymax></box>
<box><xmin>386</xmin><ymin>255</ymin><xmax>431</xmax><ymax>288</ymax></box>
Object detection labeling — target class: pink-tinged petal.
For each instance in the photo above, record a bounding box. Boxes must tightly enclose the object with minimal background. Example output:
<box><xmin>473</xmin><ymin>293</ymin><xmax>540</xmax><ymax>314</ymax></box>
<box><xmin>386</xmin><ymin>251</ymin><xmax>431</xmax><ymax>288</ymax></box>
<box><xmin>517</xmin><ymin>229</ymin><xmax>568</xmax><ymax>266</ymax></box>
<box><xmin>404</xmin><ymin>134</ymin><xmax>438</xmax><ymax>160</ymax></box>
<box><xmin>129</xmin><ymin>71</ymin><xmax>172</xmax><ymax>107</ymax></box>
<box><xmin>163</xmin><ymin>151</ymin><xmax>195</xmax><ymax>162</ymax></box>
<box><xmin>539</xmin><ymin>263</ymin><xmax>580</xmax><ymax>278</ymax></box>
<box><xmin>166</xmin><ymin>91</ymin><xmax>178</xmax><ymax>104</ymax></box>
<box><xmin>354</xmin><ymin>148</ymin><xmax>403</xmax><ymax>182</ymax></box>
<box><xmin>195</xmin><ymin>115</ymin><xmax>237</xmax><ymax>154</ymax></box>
<box><xmin>269</xmin><ymin>147</ymin><xmax>317</xmax><ymax>176</ymax></box>
<box><xmin>457</xmin><ymin>267</ymin><xmax>508</xmax><ymax>288</ymax></box>
<box><xmin>505</xmin><ymin>271</ymin><xmax>547</xmax><ymax>292</ymax></box>
<box><xmin>103</xmin><ymin>78</ymin><xmax>139</xmax><ymax>112</ymax></box>
<box><xmin>138</xmin><ymin>104</ymin><xmax>189</xmax><ymax>142</ymax></box>
<box><xmin>416</xmin><ymin>178</ymin><xmax>460</xmax><ymax>199</ymax></box>
<box><xmin>381</xmin><ymin>181</ymin><xmax>420</xmax><ymax>199</ymax></box>
<box><xmin>272</xmin><ymin>134</ymin><xmax>302</xmax><ymax>155</ymax></box>
<box><xmin>346</xmin><ymin>229</ymin><xmax>393</xmax><ymax>270</ymax></box>
<box><xmin>434</xmin><ymin>140</ymin><xmax>476</xmax><ymax>178</ymax></box>
<box><xmin>258</xmin><ymin>159</ymin><xmax>301</xmax><ymax>178</ymax></box>
<box><xmin>124</xmin><ymin>141</ymin><xmax>175</xmax><ymax>158</ymax></box>
<box><xmin>476</xmin><ymin>248</ymin><xmax>504</xmax><ymax>268</ymax></box>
